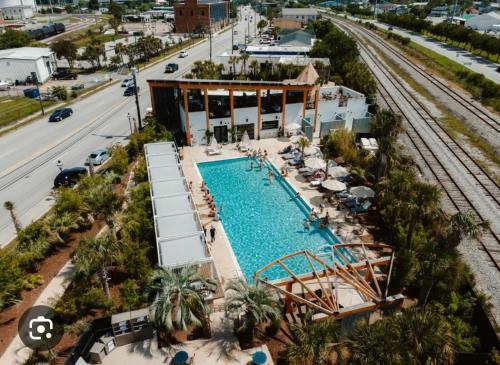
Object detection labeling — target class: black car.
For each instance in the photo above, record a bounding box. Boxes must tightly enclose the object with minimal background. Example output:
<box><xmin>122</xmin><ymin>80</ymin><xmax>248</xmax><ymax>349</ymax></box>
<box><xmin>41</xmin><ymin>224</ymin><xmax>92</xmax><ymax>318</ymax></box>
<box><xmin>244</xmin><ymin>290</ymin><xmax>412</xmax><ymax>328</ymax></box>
<box><xmin>49</xmin><ymin>108</ymin><xmax>73</xmax><ymax>122</ymax></box>
<box><xmin>232</xmin><ymin>44</ymin><xmax>239</xmax><ymax>51</ymax></box>
<box><xmin>124</xmin><ymin>86</ymin><xmax>140</xmax><ymax>96</ymax></box>
<box><xmin>53</xmin><ymin>167</ymin><xmax>88</xmax><ymax>188</ymax></box>
<box><xmin>52</xmin><ymin>69</ymin><xmax>78</xmax><ymax>80</ymax></box>
<box><xmin>496</xmin><ymin>66</ymin><xmax>500</xmax><ymax>73</ymax></box>
<box><xmin>165</xmin><ymin>63</ymin><xmax>179</xmax><ymax>73</ymax></box>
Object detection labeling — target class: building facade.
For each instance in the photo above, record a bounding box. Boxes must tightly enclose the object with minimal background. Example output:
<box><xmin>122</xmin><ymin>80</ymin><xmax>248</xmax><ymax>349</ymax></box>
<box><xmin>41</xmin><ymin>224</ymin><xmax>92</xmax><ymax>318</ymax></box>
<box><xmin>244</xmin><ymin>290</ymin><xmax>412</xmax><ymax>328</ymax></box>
<box><xmin>147</xmin><ymin>76</ymin><xmax>370</xmax><ymax>146</ymax></box>
<box><xmin>282</xmin><ymin>8</ymin><xmax>319</xmax><ymax>24</ymax></box>
<box><xmin>0</xmin><ymin>47</ymin><xmax>57</xmax><ymax>83</ymax></box>
<box><xmin>0</xmin><ymin>0</ymin><xmax>36</xmax><ymax>19</ymax></box>
<box><xmin>174</xmin><ymin>0</ymin><xmax>229</xmax><ymax>34</ymax></box>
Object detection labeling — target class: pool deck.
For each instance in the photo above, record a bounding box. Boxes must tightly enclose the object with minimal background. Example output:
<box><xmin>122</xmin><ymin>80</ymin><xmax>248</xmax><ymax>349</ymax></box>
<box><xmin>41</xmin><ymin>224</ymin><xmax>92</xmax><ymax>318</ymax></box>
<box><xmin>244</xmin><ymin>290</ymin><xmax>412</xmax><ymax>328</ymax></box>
<box><xmin>180</xmin><ymin>137</ymin><xmax>377</xmax><ymax>298</ymax></box>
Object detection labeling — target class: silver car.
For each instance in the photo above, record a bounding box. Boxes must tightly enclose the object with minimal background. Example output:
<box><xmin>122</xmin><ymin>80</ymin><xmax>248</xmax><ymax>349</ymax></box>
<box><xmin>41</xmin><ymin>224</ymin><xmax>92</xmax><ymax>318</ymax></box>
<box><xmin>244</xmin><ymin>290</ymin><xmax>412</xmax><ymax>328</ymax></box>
<box><xmin>87</xmin><ymin>149</ymin><xmax>109</xmax><ymax>165</ymax></box>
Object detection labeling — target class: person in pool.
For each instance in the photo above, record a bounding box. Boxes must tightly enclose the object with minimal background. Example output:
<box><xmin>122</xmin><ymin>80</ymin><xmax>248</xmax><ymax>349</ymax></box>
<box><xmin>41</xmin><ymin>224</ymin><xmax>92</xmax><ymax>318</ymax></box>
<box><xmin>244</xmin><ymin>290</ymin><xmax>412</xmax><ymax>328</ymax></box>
<box><xmin>268</xmin><ymin>169</ymin><xmax>273</xmax><ymax>183</ymax></box>
<box><xmin>303</xmin><ymin>219</ymin><xmax>310</xmax><ymax>232</ymax></box>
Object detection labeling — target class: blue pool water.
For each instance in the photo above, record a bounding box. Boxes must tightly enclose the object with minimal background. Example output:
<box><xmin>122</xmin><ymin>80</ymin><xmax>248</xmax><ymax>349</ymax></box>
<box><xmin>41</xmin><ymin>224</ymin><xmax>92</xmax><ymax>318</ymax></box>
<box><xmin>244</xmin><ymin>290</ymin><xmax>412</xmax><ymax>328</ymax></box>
<box><xmin>198</xmin><ymin>157</ymin><xmax>346</xmax><ymax>281</ymax></box>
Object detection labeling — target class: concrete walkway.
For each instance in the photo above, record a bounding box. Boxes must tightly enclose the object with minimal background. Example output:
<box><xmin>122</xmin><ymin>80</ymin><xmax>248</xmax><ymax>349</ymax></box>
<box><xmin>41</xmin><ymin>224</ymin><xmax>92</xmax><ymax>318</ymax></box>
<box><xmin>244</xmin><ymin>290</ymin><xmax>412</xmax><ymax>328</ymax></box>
<box><xmin>350</xmin><ymin>15</ymin><xmax>500</xmax><ymax>83</ymax></box>
<box><xmin>0</xmin><ymin>261</ymin><xmax>75</xmax><ymax>365</ymax></box>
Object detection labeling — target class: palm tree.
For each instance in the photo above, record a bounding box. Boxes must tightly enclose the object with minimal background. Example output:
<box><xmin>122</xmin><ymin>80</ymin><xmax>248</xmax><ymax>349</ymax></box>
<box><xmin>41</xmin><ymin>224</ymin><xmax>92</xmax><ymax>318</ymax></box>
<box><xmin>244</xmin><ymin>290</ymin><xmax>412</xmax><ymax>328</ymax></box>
<box><xmin>285</xmin><ymin>315</ymin><xmax>344</xmax><ymax>365</ymax></box>
<box><xmin>239</xmin><ymin>52</ymin><xmax>250</xmax><ymax>75</ymax></box>
<box><xmin>348</xmin><ymin>318</ymin><xmax>401</xmax><ymax>365</ymax></box>
<box><xmin>249</xmin><ymin>60</ymin><xmax>259</xmax><ymax>79</ymax></box>
<box><xmin>228</xmin><ymin>55</ymin><xmax>239</xmax><ymax>76</ymax></box>
<box><xmin>224</xmin><ymin>279</ymin><xmax>281</xmax><ymax>343</ymax></box>
<box><xmin>396</xmin><ymin>309</ymin><xmax>454</xmax><ymax>365</ymax></box>
<box><xmin>72</xmin><ymin>233</ymin><xmax>121</xmax><ymax>298</ymax></box>
<box><xmin>371</xmin><ymin>108</ymin><xmax>403</xmax><ymax>139</ymax></box>
<box><xmin>4</xmin><ymin>201</ymin><xmax>21</xmax><ymax>233</ymax></box>
<box><xmin>146</xmin><ymin>265</ymin><xmax>216</xmax><ymax>340</ymax></box>
<box><xmin>405</xmin><ymin>182</ymin><xmax>441</xmax><ymax>250</ymax></box>
<box><xmin>114</xmin><ymin>42</ymin><xmax>126</xmax><ymax>65</ymax></box>
<box><xmin>296</xmin><ymin>136</ymin><xmax>310</xmax><ymax>154</ymax></box>
<box><xmin>45</xmin><ymin>212</ymin><xmax>79</xmax><ymax>244</ymax></box>
<box><xmin>83</xmin><ymin>174</ymin><xmax>124</xmax><ymax>238</ymax></box>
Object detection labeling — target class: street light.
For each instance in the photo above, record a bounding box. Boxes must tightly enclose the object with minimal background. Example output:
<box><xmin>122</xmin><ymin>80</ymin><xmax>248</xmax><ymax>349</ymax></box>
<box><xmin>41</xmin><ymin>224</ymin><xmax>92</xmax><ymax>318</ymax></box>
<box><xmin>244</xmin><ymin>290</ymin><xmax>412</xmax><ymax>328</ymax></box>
<box><xmin>131</xmin><ymin>67</ymin><xmax>142</xmax><ymax>130</ymax></box>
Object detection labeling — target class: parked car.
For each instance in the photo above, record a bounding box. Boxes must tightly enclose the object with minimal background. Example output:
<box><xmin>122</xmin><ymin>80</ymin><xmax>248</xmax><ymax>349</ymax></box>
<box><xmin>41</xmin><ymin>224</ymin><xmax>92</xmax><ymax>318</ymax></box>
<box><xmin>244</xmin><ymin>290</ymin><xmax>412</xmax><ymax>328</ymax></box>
<box><xmin>165</xmin><ymin>63</ymin><xmax>179</xmax><ymax>73</ymax></box>
<box><xmin>496</xmin><ymin>66</ymin><xmax>500</xmax><ymax>73</ymax></box>
<box><xmin>388</xmin><ymin>26</ymin><xmax>393</xmax><ymax>31</ymax></box>
<box><xmin>0</xmin><ymin>81</ymin><xmax>10</xmax><ymax>91</ymax></box>
<box><xmin>71</xmin><ymin>83</ymin><xmax>85</xmax><ymax>91</ymax></box>
<box><xmin>87</xmin><ymin>149</ymin><xmax>109</xmax><ymax>165</ymax></box>
<box><xmin>23</xmin><ymin>88</ymin><xmax>39</xmax><ymax>98</ymax></box>
<box><xmin>52</xmin><ymin>69</ymin><xmax>78</xmax><ymax>80</ymax></box>
<box><xmin>232</xmin><ymin>44</ymin><xmax>239</xmax><ymax>51</ymax></box>
<box><xmin>179</xmin><ymin>50</ymin><xmax>189</xmax><ymax>58</ymax></box>
<box><xmin>124</xmin><ymin>86</ymin><xmax>140</xmax><ymax>96</ymax></box>
<box><xmin>49</xmin><ymin>107</ymin><xmax>73</xmax><ymax>122</ymax></box>
<box><xmin>121</xmin><ymin>78</ymin><xmax>133</xmax><ymax>87</ymax></box>
<box><xmin>53</xmin><ymin>167</ymin><xmax>88</xmax><ymax>188</ymax></box>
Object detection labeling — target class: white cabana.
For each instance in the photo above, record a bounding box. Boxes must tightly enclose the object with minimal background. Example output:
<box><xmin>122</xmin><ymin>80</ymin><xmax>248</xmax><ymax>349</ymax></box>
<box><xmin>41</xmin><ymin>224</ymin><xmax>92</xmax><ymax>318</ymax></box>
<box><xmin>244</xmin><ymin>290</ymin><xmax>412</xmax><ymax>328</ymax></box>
<box><xmin>286</xmin><ymin>122</ymin><xmax>302</xmax><ymax>131</ymax></box>
<box><xmin>157</xmin><ymin>233</ymin><xmax>209</xmax><ymax>268</ymax></box>
<box><xmin>151</xmin><ymin>178</ymin><xmax>188</xmax><ymax>197</ymax></box>
<box><xmin>322</xmin><ymin>179</ymin><xmax>346</xmax><ymax>192</ymax></box>
<box><xmin>303</xmin><ymin>146</ymin><xmax>320</xmax><ymax>156</ymax></box>
<box><xmin>350</xmin><ymin>186</ymin><xmax>375</xmax><ymax>199</ymax></box>
<box><xmin>207</xmin><ymin>136</ymin><xmax>222</xmax><ymax>155</ymax></box>
<box><xmin>329</xmin><ymin>166</ymin><xmax>349</xmax><ymax>178</ymax></box>
<box><xmin>305</xmin><ymin>157</ymin><xmax>326</xmax><ymax>170</ymax></box>
<box><xmin>239</xmin><ymin>130</ymin><xmax>251</xmax><ymax>152</ymax></box>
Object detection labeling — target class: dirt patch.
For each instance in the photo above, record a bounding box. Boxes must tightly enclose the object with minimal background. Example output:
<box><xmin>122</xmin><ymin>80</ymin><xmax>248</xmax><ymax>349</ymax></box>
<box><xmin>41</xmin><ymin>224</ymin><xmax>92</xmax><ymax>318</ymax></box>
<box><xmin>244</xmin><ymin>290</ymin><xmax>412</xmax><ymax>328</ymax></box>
<box><xmin>0</xmin><ymin>221</ymin><xmax>104</xmax><ymax>357</ymax></box>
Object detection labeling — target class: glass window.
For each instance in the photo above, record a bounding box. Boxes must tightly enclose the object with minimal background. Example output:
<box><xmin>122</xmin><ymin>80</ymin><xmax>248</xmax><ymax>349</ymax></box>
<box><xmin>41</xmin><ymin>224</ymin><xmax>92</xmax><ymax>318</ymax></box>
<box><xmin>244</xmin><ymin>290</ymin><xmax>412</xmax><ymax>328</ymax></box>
<box><xmin>262</xmin><ymin>120</ymin><xmax>279</xmax><ymax>130</ymax></box>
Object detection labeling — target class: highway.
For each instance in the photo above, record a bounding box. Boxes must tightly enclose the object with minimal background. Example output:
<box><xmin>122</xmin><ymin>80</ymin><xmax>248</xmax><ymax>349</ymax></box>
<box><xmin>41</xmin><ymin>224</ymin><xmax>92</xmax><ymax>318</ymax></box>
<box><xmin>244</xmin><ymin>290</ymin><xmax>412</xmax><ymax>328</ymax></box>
<box><xmin>0</xmin><ymin>8</ymin><xmax>256</xmax><ymax>247</ymax></box>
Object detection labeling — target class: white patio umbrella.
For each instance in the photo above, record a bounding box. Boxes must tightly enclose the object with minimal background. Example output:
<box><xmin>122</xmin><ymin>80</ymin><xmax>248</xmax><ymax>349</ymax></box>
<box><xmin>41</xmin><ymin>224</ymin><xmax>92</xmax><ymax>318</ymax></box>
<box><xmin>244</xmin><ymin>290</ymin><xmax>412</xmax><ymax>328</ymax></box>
<box><xmin>303</xmin><ymin>146</ymin><xmax>320</xmax><ymax>156</ymax></box>
<box><xmin>305</xmin><ymin>157</ymin><xmax>326</xmax><ymax>170</ymax></box>
<box><xmin>240</xmin><ymin>130</ymin><xmax>251</xmax><ymax>146</ymax></box>
<box><xmin>329</xmin><ymin>166</ymin><xmax>349</xmax><ymax>178</ymax></box>
<box><xmin>209</xmin><ymin>135</ymin><xmax>219</xmax><ymax>149</ymax></box>
<box><xmin>285</xmin><ymin>122</ymin><xmax>302</xmax><ymax>131</ymax></box>
<box><xmin>322</xmin><ymin>179</ymin><xmax>346</xmax><ymax>192</ymax></box>
<box><xmin>350</xmin><ymin>186</ymin><xmax>375</xmax><ymax>199</ymax></box>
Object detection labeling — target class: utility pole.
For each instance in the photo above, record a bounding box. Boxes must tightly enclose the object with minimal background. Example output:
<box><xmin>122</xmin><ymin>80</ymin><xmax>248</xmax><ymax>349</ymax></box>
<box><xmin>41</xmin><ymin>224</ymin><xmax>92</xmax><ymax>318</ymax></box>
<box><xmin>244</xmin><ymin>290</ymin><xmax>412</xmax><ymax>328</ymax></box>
<box><xmin>231</xmin><ymin>20</ymin><xmax>234</xmax><ymax>54</ymax></box>
<box><xmin>131</xmin><ymin>67</ymin><xmax>142</xmax><ymax>130</ymax></box>
<box><xmin>209</xmin><ymin>25</ymin><xmax>212</xmax><ymax>62</ymax></box>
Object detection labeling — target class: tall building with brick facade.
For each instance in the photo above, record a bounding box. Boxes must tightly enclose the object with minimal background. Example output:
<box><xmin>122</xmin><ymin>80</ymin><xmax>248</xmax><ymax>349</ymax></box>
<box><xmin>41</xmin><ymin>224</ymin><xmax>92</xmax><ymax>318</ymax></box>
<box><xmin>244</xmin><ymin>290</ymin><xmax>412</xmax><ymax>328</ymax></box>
<box><xmin>174</xmin><ymin>0</ymin><xmax>229</xmax><ymax>34</ymax></box>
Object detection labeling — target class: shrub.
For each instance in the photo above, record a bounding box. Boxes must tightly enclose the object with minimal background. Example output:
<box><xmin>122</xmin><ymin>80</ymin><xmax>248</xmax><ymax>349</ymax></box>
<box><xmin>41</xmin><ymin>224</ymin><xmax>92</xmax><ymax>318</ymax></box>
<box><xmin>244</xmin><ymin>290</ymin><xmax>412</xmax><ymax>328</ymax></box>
<box><xmin>23</xmin><ymin>274</ymin><xmax>44</xmax><ymax>290</ymax></box>
<box><xmin>0</xmin><ymin>255</ymin><xmax>25</xmax><ymax>309</ymax></box>
<box><xmin>53</xmin><ymin>187</ymin><xmax>84</xmax><ymax>215</ymax></box>
<box><xmin>109</xmin><ymin>144</ymin><xmax>129</xmax><ymax>176</ymax></box>
<box><xmin>120</xmin><ymin>279</ymin><xmax>143</xmax><ymax>311</ymax></box>
<box><xmin>133</xmin><ymin>157</ymin><xmax>148</xmax><ymax>184</ymax></box>
<box><xmin>51</xmin><ymin>86</ymin><xmax>68</xmax><ymax>101</ymax></box>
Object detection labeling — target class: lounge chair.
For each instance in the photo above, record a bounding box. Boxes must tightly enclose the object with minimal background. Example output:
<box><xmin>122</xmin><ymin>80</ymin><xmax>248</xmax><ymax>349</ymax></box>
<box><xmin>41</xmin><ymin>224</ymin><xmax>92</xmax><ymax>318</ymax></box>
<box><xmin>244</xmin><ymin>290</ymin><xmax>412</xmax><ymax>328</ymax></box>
<box><xmin>207</xmin><ymin>145</ymin><xmax>222</xmax><ymax>155</ymax></box>
<box><xmin>351</xmin><ymin>201</ymin><xmax>372</xmax><ymax>214</ymax></box>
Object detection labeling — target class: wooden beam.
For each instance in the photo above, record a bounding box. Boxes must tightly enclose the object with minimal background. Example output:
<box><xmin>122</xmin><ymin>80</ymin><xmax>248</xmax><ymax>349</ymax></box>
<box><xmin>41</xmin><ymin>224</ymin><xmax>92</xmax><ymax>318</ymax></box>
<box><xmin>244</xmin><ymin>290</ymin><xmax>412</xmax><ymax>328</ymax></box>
<box><xmin>384</xmin><ymin>251</ymin><xmax>395</xmax><ymax>299</ymax></box>
<box><xmin>302</xmin><ymin>90</ymin><xmax>307</xmax><ymax>118</ymax></box>
<box><xmin>229</xmin><ymin>89</ymin><xmax>234</xmax><ymax>129</ymax></box>
<box><xmin>147</xmin><ymin>80</ymin><xmax>316</xmax><ymax>92</ymax></box>
<box><xmin>149</xmin><ymin>82</ymin><xmax>156</xmax><ymax>116</ymax></box>
<box><xmin>182</xmin><ymin>89</ymin><xmax>191</xmax><ymax>145</ymax></box>
<box><xmin>313</xmin><ymin>87</ymin><xmax>320</xmax><ymax>131</ymax></box>
<box><xmin>276</xmin><ymin>260</ymin><xmax>332</xmax><ymax>311</ymax></box>
<box><xmin>204</xmin><ymin>89</ymin><xmax>210</xmax><ymax>130</ymax></box>
<box><xmin>305</xmin><ymin>253</ymin><xmax>335</xmax><ymax>311</ymax></box>
<box><xmin>361</xmin><ymin>243</ymin><xmax>382</xmax><ymax>298</ymax></box>
<box><xmin>281</xmin><ymin>91</ymin><xmax>287</xmax><ymax>131</ymax></box>
<box><xmin>257</xmin><ymin>89</ymin><xmax>261</xmax><ymax>139</ymax></box>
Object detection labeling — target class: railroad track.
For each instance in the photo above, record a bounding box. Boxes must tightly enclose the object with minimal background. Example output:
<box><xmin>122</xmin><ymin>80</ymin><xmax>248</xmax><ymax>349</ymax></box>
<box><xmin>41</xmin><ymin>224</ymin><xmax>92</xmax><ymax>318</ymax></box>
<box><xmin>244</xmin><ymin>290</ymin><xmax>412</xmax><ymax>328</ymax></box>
<box><xmin>332</xmin><ymin>20</ymin><xmax>500</xmax><ymax>270</ymax></box>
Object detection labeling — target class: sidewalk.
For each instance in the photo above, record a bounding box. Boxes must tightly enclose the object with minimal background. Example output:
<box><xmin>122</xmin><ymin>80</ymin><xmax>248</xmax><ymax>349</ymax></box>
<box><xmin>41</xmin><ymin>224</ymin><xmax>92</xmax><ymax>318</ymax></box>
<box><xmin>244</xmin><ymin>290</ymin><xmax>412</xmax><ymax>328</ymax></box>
<box><xmin>0</xmin><ymin>261</ymin><xmax>75</xmax><ymax>365</ymax></box>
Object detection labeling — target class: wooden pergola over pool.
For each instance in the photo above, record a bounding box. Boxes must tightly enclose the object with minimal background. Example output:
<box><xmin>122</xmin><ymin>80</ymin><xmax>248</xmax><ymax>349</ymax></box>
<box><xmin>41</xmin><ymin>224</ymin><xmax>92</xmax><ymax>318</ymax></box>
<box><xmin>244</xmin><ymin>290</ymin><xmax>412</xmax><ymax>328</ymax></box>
<box><xmin>254</xmin><ymin>243</ymin><xmax>404</xmax><ymax>321</ymax></box>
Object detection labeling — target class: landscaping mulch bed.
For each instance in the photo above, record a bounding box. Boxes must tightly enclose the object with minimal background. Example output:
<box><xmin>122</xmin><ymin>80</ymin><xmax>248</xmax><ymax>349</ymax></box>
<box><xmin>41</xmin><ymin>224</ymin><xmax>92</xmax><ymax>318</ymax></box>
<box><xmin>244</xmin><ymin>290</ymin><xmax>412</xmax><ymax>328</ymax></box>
<box><xmin>0</xmin><ymin>221</ymin><xmax>104</xmax><ymax>356</ymax></box>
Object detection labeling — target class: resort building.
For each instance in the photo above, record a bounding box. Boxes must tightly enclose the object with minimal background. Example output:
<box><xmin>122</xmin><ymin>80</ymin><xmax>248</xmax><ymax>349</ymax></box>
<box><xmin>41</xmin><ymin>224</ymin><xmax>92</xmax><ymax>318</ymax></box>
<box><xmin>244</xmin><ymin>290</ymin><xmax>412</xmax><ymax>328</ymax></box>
<box><xmin>147</xmin><ymin>64</ymin><xmax>371</xmax><ymax>145</ymax></box>
<box><xmin>272</xmin><ymin>17</ymin><xmax>303</xmax><ymax>30</ymax></box>
<box><xmin>281</xmin><ymin>8</ymin><xmax>319</xmax><ymax>24</ymax></box>
<box><xmin>173</xmin><ymin>0</ymin><xmax>230</xmax><ymax>34</ymax></box>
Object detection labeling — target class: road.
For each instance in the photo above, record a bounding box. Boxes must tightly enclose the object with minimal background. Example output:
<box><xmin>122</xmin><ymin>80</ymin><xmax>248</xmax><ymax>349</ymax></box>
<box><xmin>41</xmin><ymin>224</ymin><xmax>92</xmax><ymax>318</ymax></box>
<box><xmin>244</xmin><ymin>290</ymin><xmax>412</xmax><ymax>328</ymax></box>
<box><xmin>322</xmin><ymin>12</ymin><xmax>500</xmax><ymax>84</ymax></box>
<box><xmin>0</xmin><ymin>8</ymin><xmax>255</xmax><ymax>247</ymax></box>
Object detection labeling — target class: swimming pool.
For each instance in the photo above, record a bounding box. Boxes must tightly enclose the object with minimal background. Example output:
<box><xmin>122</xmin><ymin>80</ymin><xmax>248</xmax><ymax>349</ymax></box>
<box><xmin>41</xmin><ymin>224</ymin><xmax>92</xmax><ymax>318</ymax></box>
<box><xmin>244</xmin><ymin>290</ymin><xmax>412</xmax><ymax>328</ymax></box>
<box><xmin>198</xmin><ymin>157</ymin><xmax>349</xmax><ymax>281</ymax></box>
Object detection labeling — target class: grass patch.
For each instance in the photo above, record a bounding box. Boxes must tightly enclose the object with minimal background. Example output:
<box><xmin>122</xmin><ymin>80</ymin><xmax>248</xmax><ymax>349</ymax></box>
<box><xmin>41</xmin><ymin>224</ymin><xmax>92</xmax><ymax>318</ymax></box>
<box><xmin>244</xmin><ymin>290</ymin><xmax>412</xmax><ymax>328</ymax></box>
<box><xmin>0</xmin><ymin>97</ymin><xmax>57</xmax><ymax>128</ymax></box>
<box><xmin>73</xmin><ymin>33</ymin><xmax>126</xmax><ymax>48</ymax></box>
<box><xmin>362</xmin><ymin>39</ymin><xmax>500</xmax><ymax>183</ymax></box>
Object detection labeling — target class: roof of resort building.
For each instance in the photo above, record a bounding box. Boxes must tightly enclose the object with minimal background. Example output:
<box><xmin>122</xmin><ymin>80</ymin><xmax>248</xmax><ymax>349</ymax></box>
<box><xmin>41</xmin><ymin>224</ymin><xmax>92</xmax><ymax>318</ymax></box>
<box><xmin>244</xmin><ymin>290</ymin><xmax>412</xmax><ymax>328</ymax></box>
<box><xmin>295</xmin><ymin>63</ymin><xmax>319</xmax><ymax>85</ymax></box>
<box><xmin>145</xmin><ymin>141</ymin><xmax>211</xmax><ymax>268</ymax></box>
<box><xmin>147</xmin><ymin>78</ymin><xmax>319</xmax><ymax>89</ymax></box>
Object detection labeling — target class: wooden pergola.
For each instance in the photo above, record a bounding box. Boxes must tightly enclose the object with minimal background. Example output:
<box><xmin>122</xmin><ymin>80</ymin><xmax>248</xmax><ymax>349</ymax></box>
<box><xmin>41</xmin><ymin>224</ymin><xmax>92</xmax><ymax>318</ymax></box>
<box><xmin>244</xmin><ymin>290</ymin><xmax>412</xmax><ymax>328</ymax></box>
<box><xmin>254</xmin><ymin>243</ymin><xmax>403</xmax><ymax>321</ymax></box>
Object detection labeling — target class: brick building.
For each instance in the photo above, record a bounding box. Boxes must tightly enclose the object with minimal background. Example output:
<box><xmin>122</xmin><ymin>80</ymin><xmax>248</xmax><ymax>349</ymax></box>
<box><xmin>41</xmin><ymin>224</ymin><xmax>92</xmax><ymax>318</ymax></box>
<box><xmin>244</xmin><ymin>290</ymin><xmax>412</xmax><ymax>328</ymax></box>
<box><xmin>174</xmin><ymin>0</ymin><xmax>229</xmax><ymax>34</ymax></box>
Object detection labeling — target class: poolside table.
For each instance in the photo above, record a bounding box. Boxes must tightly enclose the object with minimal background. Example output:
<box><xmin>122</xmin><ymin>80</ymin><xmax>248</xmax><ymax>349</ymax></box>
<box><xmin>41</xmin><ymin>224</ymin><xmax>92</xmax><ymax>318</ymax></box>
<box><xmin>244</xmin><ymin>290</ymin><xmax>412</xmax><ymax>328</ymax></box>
<box><xmin>252</xmin><ymin>351</ymin><xmax>267</xmax><ymax>365</ymax></box>
<box><xmin>173</xmin><ymin>351</ymin><xmax>189</xmax><ymax>365</ymax></box>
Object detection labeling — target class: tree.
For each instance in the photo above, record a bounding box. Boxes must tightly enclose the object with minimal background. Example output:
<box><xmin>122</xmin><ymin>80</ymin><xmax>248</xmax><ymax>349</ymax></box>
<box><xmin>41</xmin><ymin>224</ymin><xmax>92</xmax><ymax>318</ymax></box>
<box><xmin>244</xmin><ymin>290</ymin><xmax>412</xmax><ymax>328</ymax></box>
<box><xmin>224</xmin><ymin>279</ymin><xmax>281</xmax><ymax>343</ymax></box>
<box><xmin>82</xmin><ymin>37</ymin><xmax>106</xmax><ymax>68</ymax></box>
<box><xmin>296</xmin><ymin>136</ymin><xmax>310</xmax><ymax>154</ymax></box>
<box><xmin>249</xmin><ymin>59</ymin><xmax>259</xmax><ymax>78</ymax></box>
<box><xmin>285</xmin><ymin>315</ymin><xmax>344</xmax><ymax>365</ymax></box>
<box><xmin>348</xmin><ymin>318</ymin><xmax>401</xmax><ymax>365</ymax></box>
<box><xmin>0</xmin><ymin>29</ymin><xmax>31</xmax><ymax>50</ymax></box>
<box><xmin>257</xmin><ymin>19</ymin><xmax>268</xmax><ymax>34</ymax></box>
<box><xmin>239</xmin><ymin>52</ymin><xmax>250</xmax><ymax>75</ymax></box>
<box><xmin>109</xmin><ymin>17</ymin><xmax>121</xmax><ymax>35</ymax></box>
<box><xmin>343</xmin><ymin>61</ymin><xmax>376</xmax><ymax>98</ymax></box>
<box><xmin>114</xmin><ymin>42</ymin><xmax>126</xmax><ymax>65</ymax></box>
<box><xmin>51</xmin><ymin>85</ymin><xmax>68</xmax><ymax>101</ymax></box>
<box><xmin>371</xmin><ymin>108</ymin><xmax>404</xmax><ymax>138</ymax></box>
<box><xmin>72</xmin><ymin>233</ymin><xmax>122</xmax><ymax>298</ymax></box>
<box><xmin>81</xmin><ymin>174</ymin><xmax>124</xmax><ymax>237</ymax></box>
<box><xmin>146</xmin><ymin>265</ymin><xmax>216</xmax><ymax>338</ymax></box>
<box><xmin>51</xmin><ymin>39</ymin><xmax>78</xmax><ymax>69</ymax></box>
<box><xmin>64</xmin><ymin>4</ymin><xmax>74</xmax><ymax>13</ymax></box>
<box><xmin>4</xmin><ymin>201</ymin><xmax>21</xmax><ymax>233</ymax></box>
<box><xmin>228</xmin><ymin>55</ymin><xmax>239</xmax><ymax>75</ymax></box>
